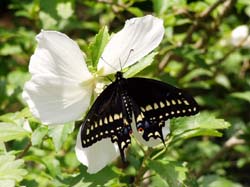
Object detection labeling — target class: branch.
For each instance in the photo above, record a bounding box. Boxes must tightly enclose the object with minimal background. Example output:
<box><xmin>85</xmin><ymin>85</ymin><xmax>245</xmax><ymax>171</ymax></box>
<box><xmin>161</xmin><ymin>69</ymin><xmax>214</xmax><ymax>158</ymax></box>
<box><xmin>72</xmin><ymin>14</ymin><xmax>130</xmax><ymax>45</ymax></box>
<box><xmin>158</xmin><ymin>0</ymin><xmax>231</xmax><ymax>73</ymax></box>
<box><xmin>194</xmin><ymin>131</ymin><xmax>245</xmax><ymax>178</ymax></box>
<box><xmin>211</xmin><ymin>32</ymin><xmax>250</xmax><ymax>65</ymax></box>
<box><xmin>16</xmin><ymin>140</ymin><xmax>32</xmax><ymax>159</ymax></box>
<box><xmin>181</xmin><ymin>0</ymin><xmax>226</xmax><ymax>45</ymax></box>
<box><xmin>133</xmin><ymin>148</ymin><xmax>153</xmax><ymax>186</ymax></box>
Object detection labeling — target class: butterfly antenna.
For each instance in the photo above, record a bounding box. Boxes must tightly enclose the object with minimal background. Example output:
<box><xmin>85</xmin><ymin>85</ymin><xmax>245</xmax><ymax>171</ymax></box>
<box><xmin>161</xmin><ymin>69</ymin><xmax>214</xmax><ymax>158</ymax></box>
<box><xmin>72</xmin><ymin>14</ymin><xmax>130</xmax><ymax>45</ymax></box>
<box><xmin>121</xmin><ymin>48</ymin><xmax>134</xmax><ymax>70</ymax></box>
<box><xmin>119</xmin><ymin>58</ymin><xmax>122</xmax><ymax>71</ymax></box>
<box><xmin>101</xmin><ymin>57</ymin><xmax>117</xmax><ymax>71</ymax></box>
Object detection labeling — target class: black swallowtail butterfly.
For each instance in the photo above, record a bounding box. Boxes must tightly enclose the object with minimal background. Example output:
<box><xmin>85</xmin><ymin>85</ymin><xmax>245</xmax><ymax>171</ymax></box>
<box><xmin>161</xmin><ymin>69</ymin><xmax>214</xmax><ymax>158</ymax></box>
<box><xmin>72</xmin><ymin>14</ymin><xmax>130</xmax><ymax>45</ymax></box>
<box><xmin>80</xmin><ymin>71</ymin><xmax>199</xmax><ymax>162</ymax></box>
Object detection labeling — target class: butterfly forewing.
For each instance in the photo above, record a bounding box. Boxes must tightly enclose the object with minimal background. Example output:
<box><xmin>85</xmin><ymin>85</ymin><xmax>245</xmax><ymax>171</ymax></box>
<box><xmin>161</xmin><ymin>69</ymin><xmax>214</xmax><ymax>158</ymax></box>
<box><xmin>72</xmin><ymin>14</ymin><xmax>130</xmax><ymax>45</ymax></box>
<box><xmin>127</xmin><ymin>77</ymin><xmax>199</xmax><ymax>142</ymax></box>
<box><xmin>80</xmin><ymin>79</ymin><xmax>133</xmax><ymax>162</ymax></box>
<box><xmin>80</xmin><ymin>72</ymin><xmax>199</xmax><ymax>162</ymax></box>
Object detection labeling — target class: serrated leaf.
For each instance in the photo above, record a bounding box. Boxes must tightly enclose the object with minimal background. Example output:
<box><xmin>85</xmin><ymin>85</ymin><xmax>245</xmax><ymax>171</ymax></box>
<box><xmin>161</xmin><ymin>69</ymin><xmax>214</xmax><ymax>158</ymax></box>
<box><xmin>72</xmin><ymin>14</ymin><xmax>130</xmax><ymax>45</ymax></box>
<box><xmin>48</xmin><ymin>123</ymin><xmax>75</xmax><ymax>151</ymax></box>
<box><xmin>31</xmin><ymin>126</ymin><xmax>48</xmax><ymax>146</ymax></box>
<box><xmin>171</xmin><ymin>112</ymin><xmax>230</xmax><ymax>139</ymax></box>
<box><xmin>0</xmin><ymin>154</ymin><xmax>27</xmax><ymax>185</ymax></box>
<box><xmin>230</xmin><ymin>91</ymin><xmax>250</xmax><ymax>103</ymax></box>
<box><xmin>124</xmin><ymin>52</ymin><xmax>157</xmax><ymax>78</ymax></box>
<box><xmin>0</xmin><ymin>123</ymin><xmax>30</xmax><ymax>142</ymax></box>
<box><xmin>148</xmin><ymin>160</ymin><xmax>188</xmax><ymax>187</ymax></box>
<box><xmin>89</xmin><ymin>27</ymin><xmax>110</xmax><ymax>69</ymax></box>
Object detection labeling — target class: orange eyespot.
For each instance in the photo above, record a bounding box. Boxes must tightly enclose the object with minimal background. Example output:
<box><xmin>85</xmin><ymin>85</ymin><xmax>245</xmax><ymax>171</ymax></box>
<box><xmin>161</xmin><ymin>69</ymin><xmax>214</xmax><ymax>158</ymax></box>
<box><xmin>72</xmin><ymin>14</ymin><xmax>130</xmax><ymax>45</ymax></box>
<box><xmin>137</xmin><ymin>127</ymin><xmax>144</xmax><ymax>132</ymax></box>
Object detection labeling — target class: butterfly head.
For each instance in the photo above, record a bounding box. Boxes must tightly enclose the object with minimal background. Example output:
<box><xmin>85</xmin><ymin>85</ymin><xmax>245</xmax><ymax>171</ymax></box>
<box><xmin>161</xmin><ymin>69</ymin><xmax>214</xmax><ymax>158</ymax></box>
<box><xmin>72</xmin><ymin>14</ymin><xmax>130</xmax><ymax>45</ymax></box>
<box><xmin>115</xmin><ymin>71</ymin><xmax>124</xmax><ymax>80</ymax></box>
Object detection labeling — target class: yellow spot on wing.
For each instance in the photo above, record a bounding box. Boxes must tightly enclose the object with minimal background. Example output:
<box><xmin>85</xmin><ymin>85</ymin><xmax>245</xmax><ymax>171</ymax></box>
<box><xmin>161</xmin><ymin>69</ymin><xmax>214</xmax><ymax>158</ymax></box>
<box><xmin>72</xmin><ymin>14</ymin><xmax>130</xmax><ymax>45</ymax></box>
<box><xmin>160</xmin><ymin>102</ymin><xmax>165</xmax><ymax>108</ymax></box>
<box><xmin>104</xmin><ymin>117</ymin><xmax>108</xmax><ymax>124</ymax></box>
<box><xmin>136</xmin><ymin>115</ymin><xmax>143</xmax><ymax>122</ymax></box>
<box><xmin>121</xmin><ymin>141</ymin><xmax>126</xmax><ymax>149</ymax></box>
<box><xmin>114</xmin><ymin>114</ymin><xmax>119</xmax><ymax>120</ymax></box>
<box><xmin>109</xmin><ymin>115</ymin><xmax>113</xmax><ymax>122</ymax></box>
<box><xmin>166</xmin><ymin>100</ymin><xmax>170</xmax><ymax>106</ymax></box>
<box><xmin>146</xmin><ymin>105</ymin><xmax>153</xmax><ymax>111</ymax></box>
<box><xmin>177</xmin><ymin>99</ymin><xmax>182</xmax><ymax>104</ymax></box>
<box><xmin>140</xmin><ymin>107</ymin><xmax>145</xmax><ymax>112</ymax></box>
<box><xmin>154</xmin><ymin>103</ymin><xmax>159</xmax><ymax>109</ymax></box>
<box><xmin>184</xmin><ymin>100</ymin><xmax>189</xmax><ymax>105</ymax></box>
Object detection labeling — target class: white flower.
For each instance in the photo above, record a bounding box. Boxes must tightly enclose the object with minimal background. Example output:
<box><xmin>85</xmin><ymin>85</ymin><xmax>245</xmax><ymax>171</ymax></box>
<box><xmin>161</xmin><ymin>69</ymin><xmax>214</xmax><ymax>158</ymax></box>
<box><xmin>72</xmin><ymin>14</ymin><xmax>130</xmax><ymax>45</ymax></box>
<box><xmin>23</xmin><ymin>15</ymin><xmax>167</xmax><ymax>173</ymax></box>
<box><xmin>231</xmin><ymin>25</ymin><xmax>250</xmax><ymax>48</ymax></box>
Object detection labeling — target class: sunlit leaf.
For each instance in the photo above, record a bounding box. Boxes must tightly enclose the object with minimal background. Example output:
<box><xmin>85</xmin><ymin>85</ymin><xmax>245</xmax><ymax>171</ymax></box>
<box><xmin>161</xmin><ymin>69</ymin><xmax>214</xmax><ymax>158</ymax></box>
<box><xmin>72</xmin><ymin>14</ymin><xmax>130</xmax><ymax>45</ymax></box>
<box><xmin>124</xmin><ymin>52</ymin><xmax>157</xmax><ymax>78</ymax></box>
<box><xmin>31</xmin><ymin>126</ymin><xmax>48</xmax><ymax>146</ymax></box>
<box><xmin>230</xmin><ymin>91</ymin><xmax>250</xmax><ymax>103</ymax></box>
<box><xmin>148</xmin><ymin>160</ymin><xmax>188</xmax><ymax>187</ymax></box>
<box><xmin>48</xmin><ymin>123</ymin><xmax>75</xmax><ymax>151</ymax></box>
<box><xmin>0</xmin><ymin>154</ymin><xmax>27</xmax><ymax>186</ymax></box>
<box><xmin>199</xmin><ymin>175</ymin><xmax>243</xmax><ymax>187</ymax></box>
<box><xmin>0</xmin><ymin>123</ymin><xmax>30</xmax><ymax>142</ymax></box>
<box><xmin>56</xmin><ymin>2</ymin><xmax>73</xmax><ymax>19</ymax></box>
<box><xmin>88</xmin><ymin>26</ymin><xmax>110</xmax><ymax>69</ymax></box>
<box><xmin>171</xmin><ymin>112</ymin><xmax>230</xmax><ymax>139</ymax></box>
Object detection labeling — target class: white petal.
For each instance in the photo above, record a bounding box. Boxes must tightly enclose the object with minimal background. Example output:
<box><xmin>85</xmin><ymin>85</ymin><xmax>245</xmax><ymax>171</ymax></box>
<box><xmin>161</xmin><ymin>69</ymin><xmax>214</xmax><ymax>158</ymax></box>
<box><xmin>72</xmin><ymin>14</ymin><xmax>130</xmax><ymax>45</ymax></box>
<box><xmin>30</xmin><ymin>30</ymin><xmax>92</xmax><ymax>81</ymax></box>
<box><xmin>75</xmin><ymin>128</ymin><xmax>119</xmax><ymax>174</ymax></box>
<box><xmin>23</xmin><ymin>75</ymin><xmax>93</xmax><ymax>124</ymax></box>
<box><xmin>98</xmin><ymin>15</ymin><xmax>164</xmax><ymax>75</ymax></box>
<box><xmin>132</xmin><ymin>120</ymin><xmax>170</xmax><ymax>147</ymax></box>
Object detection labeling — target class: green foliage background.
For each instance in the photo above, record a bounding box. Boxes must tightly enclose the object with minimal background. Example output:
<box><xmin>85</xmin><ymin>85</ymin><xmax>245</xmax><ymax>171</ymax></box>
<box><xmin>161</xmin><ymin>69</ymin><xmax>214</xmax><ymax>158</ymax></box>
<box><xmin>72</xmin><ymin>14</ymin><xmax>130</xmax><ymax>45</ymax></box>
<box><xmin>0</xmin><ymin>0</ymin><xmax>250</xmax><ymax>186</ymax></box>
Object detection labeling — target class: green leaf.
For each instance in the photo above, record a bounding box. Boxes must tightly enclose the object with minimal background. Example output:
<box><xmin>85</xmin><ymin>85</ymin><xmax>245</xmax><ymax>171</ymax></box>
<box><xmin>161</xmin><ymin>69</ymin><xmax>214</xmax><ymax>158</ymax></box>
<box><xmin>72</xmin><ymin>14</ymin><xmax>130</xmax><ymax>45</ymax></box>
<box><xmin>42</xmin><ymin>155</ymin><xmax>61</xmax><ymax>177</ymax></box>
<box><xmin>180</xmin><ymin>68</ymin><xmax>213</xmax><ymax>84</ymax></box>
<box><xmin>230</xmin><ymin>91</ymin><xmax>250</xmax><ymax>103</ymax></box>
<box><xmin>198</xmin><ymin>175</ymin><xmax>243</xmax><ymax>187</ymax></box>
<box><xmin>215</xmin><ymin>74</ymin><xmax>231</xmax><ymax>89</ymax></box>
<box><xmin>0</xmin><ymin>154</ymin><xmax>27</xmax><ymax>185</ymax></box>
<box><xmin>124</xmin><ymin>52</ymin><xmax>157</xmax><ymax>78</ymax></box>
<box><xmin>127</xmin><ymin>7</ymin><xmax>144</xmax><ymax>17</ymax></box>
<box><xmin>0</xmin><ymin>123</ymin><xmax>30</xmax><ymax>142</ymax></box>
<box><xmin>0</xmin><ymin>180</ymin><xmax>15</xmax><ymax>187</ymax></box>
<box><xmin>48</xmin><ymin>123</ymin><xmax>75</xmax><ymax>151</ymax></box>
<box><xmin>31</xmin><ymin>126</ymin><xmax>48</xmax><ymax>146</ymax></box>
<box><xmin>0</xmin><ymin>142</ymin><xmax>6</xmax><ymax>153</ymax></box>
<box><xmin>0</xmin><ymin>44</ymin><xmax>22</xmax><ymax>56</ymax></box>
<box><xmin>153</xmin><ymin>0</ymin><xmax>168</xmax><ymax>15</ymax></box>
<box><xmin>171</xmin><ymin>112</ymin><xmax>230</xmax><ymax>139</ymax></box>
<box><xmin>148</xmin><ymin>160</ymin><xmax>188</xmax><ymax>187</ymax></box>
<box><xmin>56</xmin><ymin>2</ymin><xmax>73</xmax><ymax>19</ymax></box>
<box><xmin>88</xmin><ymin>27</ymin><xmax>110</xmax><ymax>69</ymax></box>
<box><xmin>39</xmin><ymin>11</ymin><xmax>57</xmax><ymax>29</ymax></box>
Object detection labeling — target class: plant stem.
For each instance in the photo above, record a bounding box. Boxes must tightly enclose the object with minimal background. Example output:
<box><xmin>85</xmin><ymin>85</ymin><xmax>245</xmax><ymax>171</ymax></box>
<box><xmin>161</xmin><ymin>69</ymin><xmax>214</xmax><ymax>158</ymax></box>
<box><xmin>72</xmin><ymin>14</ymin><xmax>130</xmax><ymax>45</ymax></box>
<box><xmin>16</xmin><ymin>140</ymin><xmax>32</xmax><ymax>159</ymax></box>
<box><xmin>194</xmin><ymin>130</ymin><xmax>245</xmax><ymax>178</ymax></box>
<box><xmin>133</xmin><ymin>148</ymin><xmax>154</xmax><ymax>186</ymax></box>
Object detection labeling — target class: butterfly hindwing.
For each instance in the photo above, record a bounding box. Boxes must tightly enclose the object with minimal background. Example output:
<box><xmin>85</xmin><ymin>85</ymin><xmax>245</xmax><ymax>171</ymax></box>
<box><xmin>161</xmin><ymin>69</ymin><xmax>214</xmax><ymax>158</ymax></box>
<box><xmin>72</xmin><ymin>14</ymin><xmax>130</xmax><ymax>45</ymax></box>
<box><xmin>80</xmin><ymin>81</ymin><xmax>132</xmax><ymax>161</ymax></box>
<box><xmin>127</xmin><ymin>77</ymin><xmax>199</xmax><ymax>142</ymax></box>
